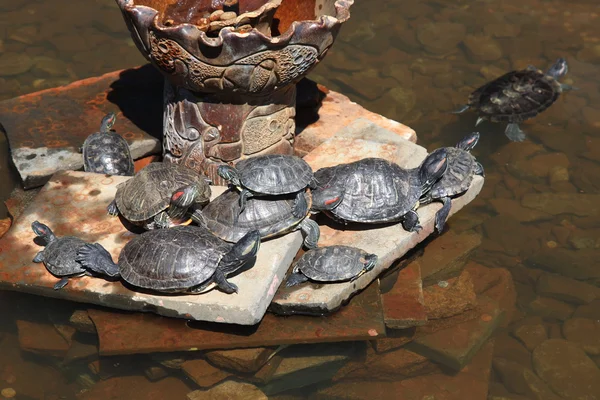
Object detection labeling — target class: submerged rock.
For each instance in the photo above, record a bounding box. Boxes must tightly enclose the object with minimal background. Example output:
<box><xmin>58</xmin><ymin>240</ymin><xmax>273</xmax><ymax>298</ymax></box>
<box><xmin>562</xmin><ymin>318</ymin><xmax>600</xmax><ymax>356</ymax></box>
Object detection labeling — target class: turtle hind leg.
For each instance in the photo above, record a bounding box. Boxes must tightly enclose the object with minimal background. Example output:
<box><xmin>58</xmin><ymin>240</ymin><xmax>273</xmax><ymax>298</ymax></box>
<box><xmin>33</xmin><ymin>251</ymin><xmax>45</xmax><ymax>263</ymax></box>
<box><xmin>298</xmin><ymin>218</ymin><xmax>320</xmax><ymax>249</ymax></box>
<box><xmin>475</xmin><ymin>161</ymin><xmax>485</xmax><ymax>177</ymax></box>
<box><xmin>560</xmin><ymin>83</ymin><xmax>579</xmax><ymax>91</ymax></box>
<box><xmin>292</xmin><ymin>191</ymin><xmax>309</xmax><ymax>219</ymax></box>
<box><xmin>107</xmin><ymin>200</ymin><xmax>119</xmax><ymax>216</ymax></box>
<box><xmin>76</xmin><ymin>243</ymin><xmax>120</xmax><ymax>278</ymax></box>
<box><xmin>212</xmin><ymin>268</ymin><xmax>238</xmax><ymax>294</ymax></box>
<box><xmin>505</xmin><ymin>123</ymin><xmax>526</xmax><ymax>142</ymax></box>
<box><xmin>401</xmin><ymin>210</ymin><xmax>422</xmax><ymax>232</ymax></box>
<box><xmin>286</xmin><ymin>272</ymin><xmax>308</xmax><ymax>287</ymax></box>
<box><xmin>435</xmin><ymin>197</ymin><xmax>452</xmax><ymax>233</ymax></box>
<box><xmin>451</xmin><ymin>104</ymin><xmax>470</xmax><ymax>114</ymax></box>
<box><xmin>53</xmin><ymin>277</ymin><xmax>69</xmax><ymax>290</ymax></box>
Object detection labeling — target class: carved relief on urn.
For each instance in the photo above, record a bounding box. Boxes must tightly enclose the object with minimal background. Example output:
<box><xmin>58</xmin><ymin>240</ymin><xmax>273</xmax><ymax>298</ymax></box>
<box><xmin>116</xmin><ymin>0</ymin><xmax>353</xmax><ymax>183</ymax></box>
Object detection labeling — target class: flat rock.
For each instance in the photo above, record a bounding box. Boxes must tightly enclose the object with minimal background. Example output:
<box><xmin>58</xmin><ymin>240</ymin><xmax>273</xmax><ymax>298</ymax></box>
<box><xmin>527</xmin><ymin>296</ymin><xmax>575</xmax><ymax>321</ymax></box>
<box><xmin>527</xmin><ymin>247</ymin><xmax>600</xmax><ymax>283</ymax></box>
<box><xmin>380</xmin><ymin>261</ymin><xmax>427</xmax><ymax>329</ymax></box>
<box><xmin>404</xmin><ymin>295</ymin><xmax>503</xmax><ymax>371</ymax></box>
<box><xmin>204</xmin><ymin>347</ymin><xmax>277</xmax><ymax>374</ymax></box>
<box><xmin>0</xmin><ymin>65</ymin><xmax>163</xmax><ymax>189</ymax></box>
<box><xmin>16</xmin><ymin>320</ymin><xmax>71</xmax><ymax>357</ymax></box>
<box><xmin>182</xmin><ymin>359</ymin><xmax>232</xmax><ymax>388</ymax></box>
<box><xmin>532</xmin><ymin>339</ymin><xmax>600</xmax><ymax>400</ymax></box>
<box><xmin>187</xmin><ymin>380</ymin><xmax>267</xmax><ymax>400</ymax></box>
<box><xmin>521</xmin><ymin>192</ymin><xmax>600</xmax><ymax>218</ymax></box>
<box><xmin>423</xmin><ymin>269</ymin><xmax>478</xmax><ymax>320</ymax></box>
<box><xmin>562</xmin><ymin>318</ymin><xmax>600</xmax><ymax>355</ymax></box>
<box><xmin>512</xmin><ymin>320</ymin><xmax>548</xmax><ymax>352</ymax></box>
<box><xmin>87</xmin><ymin>282</ymin><xmax>385</xmax><ymax>355</ymax></box>
<box><xmin>536</xmin><ymin>273</ymin><xmax>597</xmax><ymax>305</ymax></box>
<box><xmin>493</xmin><ymin>358</ymin><xmax>562</xmax><ymax>400</ymax></box>
<box><xmin>272</xmin><ymin>124</ymin><xmax>484</xmax><ymax>314</ymax></box>
<box><xmin>0</xmin><ymin>171</ymin><xmax>302</xmax><ymax>325</ymax></box>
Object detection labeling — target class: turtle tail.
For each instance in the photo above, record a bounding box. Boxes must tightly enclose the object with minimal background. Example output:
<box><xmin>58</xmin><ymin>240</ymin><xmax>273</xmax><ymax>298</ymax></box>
<box><xmin>76</xmin><ymin>243</ymin><xmax>120</xmax><ymax>278</ymax></box>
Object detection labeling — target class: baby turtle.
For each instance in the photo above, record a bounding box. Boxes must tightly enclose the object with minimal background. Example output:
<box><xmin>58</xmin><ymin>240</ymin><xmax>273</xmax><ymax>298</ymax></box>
<box><xmin>82</xmin><ymin>112</ymin><xmax>134</xmax><ymax>176</ymax></box>
<box><xmin>285</xmin><ymin>245</ymin><xmax>378</xmax><ymax>287</ymax></box>
<box><xmin>197</xmin><ymin>187</ymin><xmax>342</xmax><ymax>249</ymax></box>
<box><xmin>420</xmin><ymin>132</ymin><xmax>485</xmax><ymax>233</ymax></box>
<box><xmin>217</xmin><ymin>154</ymin><xmax>317</xmax><ymax>215</ymax></box>
<box><xmin>311</xmin><ymin>149</ymin><xmax>448</xmax><ymax>232</ymax></box>
<box><xmin>31</xmin><ymin>221</ymin><xmax>89</xmax><ymax>290</ymax></box>
<box><xmin>108</xmin><ymin>162</ymin><xmax>211</xmax><ymax>230</ymax></box>
<box><xmin>453</xmin><ymin>58</ymin><xmax>573</xmax><ymax>142</ymax></box>
<box><xmin>76</xmin><ymin>225</ymin><xmax>260</xmax><ymax>294</ymax></box>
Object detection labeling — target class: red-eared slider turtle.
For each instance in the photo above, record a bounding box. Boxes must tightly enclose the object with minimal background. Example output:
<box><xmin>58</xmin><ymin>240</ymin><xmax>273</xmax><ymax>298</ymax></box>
<box><xmin>196</xmin><ymin>187</ymin><xmax>343</xmax><ymax>249</ymax></box>
<box><xmin>108</xmin><ymin>162</ymin><xmax>211</xmax><ymax>230</ymax></box>
<box><xmin>420</xmin><ymin>132</ymin><xmax>485</xmax><ymax>233</ymax></box>
<box><xmin>453</xmin><ymin>58</ymin><xmax>573</xmax><ymax>142</ymax></box>
<box><xmin>31</xmin><ymin>221</ymin><xmax>89</xmax><ymax>290</ymax></box>
<box><xmin>285</xmin><ymin>245</ymin><xmax>378</xmax><ymax>287</ymax></box>
<box><xmin>82</xmin><ymin>112</ymin><xmax>135</xmax><ymax>176</ymax></box>
<box><xmin>76</xmin><ymin>225</ymin><xmax>260</xmax><ymax>294</ymax></box>
<box><xmin>311</xmin><ymin>149</ymin><xmax>448</xmax><ymax>232</ymax></box>
<box><xmin>217</xmin><ymin>154</ymin><xmax>317</xmax><ymax>215</ymax></box>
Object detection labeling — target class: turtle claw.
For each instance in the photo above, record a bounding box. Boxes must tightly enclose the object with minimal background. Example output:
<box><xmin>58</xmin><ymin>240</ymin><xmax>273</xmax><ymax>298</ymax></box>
<box><xmin>451</xmin><ymin>105</ymin><xmax>470</xmax><ymax>114</ymax></box>
<box><xmin>53</xmin><ymin>278</ymin><xmax>69</xmax><ymax>290</ymax></box>
<box><xmin>107</xmin><ymin>200</ymin><xmax>119</xmax><ymax>216</ymax></box>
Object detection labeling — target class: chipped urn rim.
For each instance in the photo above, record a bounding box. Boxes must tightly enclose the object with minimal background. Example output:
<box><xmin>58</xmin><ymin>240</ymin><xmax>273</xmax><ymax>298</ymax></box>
<box><xmin>117</xmin><ymin>0</ymin><xmax>354</xmax><ymax>49</ymax></box>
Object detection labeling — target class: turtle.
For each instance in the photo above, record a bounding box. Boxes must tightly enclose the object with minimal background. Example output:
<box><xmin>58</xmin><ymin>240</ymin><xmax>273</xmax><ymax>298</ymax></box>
<box><xmin>452</xmin><ymin>58</ymin><xmax>574</xmax><ymax>142</ymax></box>
<box><xmin>81</xmin><ymin>112</ymin><xmax>135</xmax><ymax>176</ymax></box>
<box><xmin>419</xmin><ymin>132</ymin><xmax>485</xmax><ymax>233</ymax></box>
<box><xmin>311</xmin><ymin>148</ymin><xmax>448</xmax><ymax>232</ymax></box>
<box><xmin>285</xmin><ymin>245</ymin><xmax>378</xmax><ymax>287</ymax></box>
<box><xmin>217</xmin><ymin>154</ymin><xmax>318</xmax><ymax>215</ymax></box>
<box><xmin>31</xmin><ymin>221</ymin><xmax>90</xmax><ymax>290</ymax></box>
<box><xmin>196</xmin><ymin>186</ymin><xmax>343</xmax><ymax>249</ymax></box>
<box><xmin>75</xmin><ymin>225</ymin><xmax>261</xmax><ymax>294</ymax></box>
<box><xmin>107</xmin><ymin>162</ymin><xmax>212</xmax><ymax>230</ymax></box>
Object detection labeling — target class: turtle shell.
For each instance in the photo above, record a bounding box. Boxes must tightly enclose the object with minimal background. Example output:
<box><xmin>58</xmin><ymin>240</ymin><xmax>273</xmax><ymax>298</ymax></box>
<box><xmin>118</xmin><ymin>225</ymin><xmax>231</xmax><ymax>291</ymax></box>
<box><xmin>236</xmin><ymin>154</ymin><xmax>314</xmax><ymax>195</ymax></box>
<box><xmin>428</xmin><ymin>147</ymin><xmax>475</xmax><ymax>199</ymax></box>
<box><xmin>115</xmin><ymin>162</ymin><xmax>211</xmax><ymax>221</ymax></box>
<box><xmin>294</xmin><ymin>245</ymin><xmax>370</xmax><ymax>282</ymax></box>
<box><xmin>82</xmin><ymin>131</ymin><xmax>134</xmax><ymax>176</ymax></box>
<box><xmin>201</xmin><ymin>188</ymin><xmax>310</xmax><ymax>242</ymax></box>
<box><xmin>314</xmin><ymin>158</ymin><xmax>420</xmax><ymax>223</ymax></box>
<box><xmin>42</xmin><ymin>236</ymin><xmax>87</xmax><ymax>277</ymax></box>
<box><xmin>468</xmin><ymin>68</ymin><xmax>562</xmax><ymax>123</ymax></box>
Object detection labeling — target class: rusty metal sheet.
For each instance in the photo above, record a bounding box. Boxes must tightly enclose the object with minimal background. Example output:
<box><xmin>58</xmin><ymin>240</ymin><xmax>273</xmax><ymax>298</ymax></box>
<box><xmin>88</xmin><ymin>282</ymin><xmax>385</xmax><ymax>356</ymax></box>
<box><xmin>0</xmin><ymin>64</ymin><xmax>163</xmax><ymax>189</ymax></box>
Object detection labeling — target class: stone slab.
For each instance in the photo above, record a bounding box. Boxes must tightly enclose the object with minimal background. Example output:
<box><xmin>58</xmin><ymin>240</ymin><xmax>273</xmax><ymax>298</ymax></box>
<box><xmin>272</xmin><ymin>121</ymin><xmax>485</xmax><ymax>314</ymax></box>
<box><xmin>380</xmin><ymin>261</ymin><xmax>427</xmax><ymax>329</ymax></box>
<box><xmin>0</xmin><ymin>65</ymin><xmax>163</xmax><ymax>189</ymax></box>
<box><xmin>0</xmin><ymin>170</ymin><xmax>302</xmax><ymax>325</ymax></box>
<box><xmin>87</xmin><ymin>282</ymin><xmax>384</xmax><ymax>356</ymax></box>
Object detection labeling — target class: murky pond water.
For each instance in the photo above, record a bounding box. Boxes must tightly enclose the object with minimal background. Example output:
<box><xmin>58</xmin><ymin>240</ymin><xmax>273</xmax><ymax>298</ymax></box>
<box><xmin>1</xmin><ymin>0</ymin><xmax>600</xmax><ymax>398</ymax></box>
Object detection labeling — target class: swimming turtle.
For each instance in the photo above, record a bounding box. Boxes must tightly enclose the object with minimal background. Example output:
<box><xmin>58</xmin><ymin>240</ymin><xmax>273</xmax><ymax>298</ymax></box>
<box><xmin>311</xmin><ymin>148</ymin><xmax>448</xmax><ymax>232</ymax></box>
<box><xmin>82</xmin><ymin>112</ymin><xmax>135</xmax><ymax>176</ymax></box>
<box><xmin>217</xmin><ymin>154</ymin><xmax>317</xmax><ymax>215</ymax></box>
<box><xmin>453</xmin><ymin>58</ymin><xmax>573</xmax><ymax>142</ymax></box>
<box><xmin>31</xmin><ymin>221</ymin><xmax>89</xmax><ymax>290</ymax></box>
<box><xmin>107</xmin><ymin>162</ymin><xmax>211</xmax><ymax>230</ymax></box>
<box><xmin>76</xmin><ymin>225</ymin><xmax>260</xmax><ymax>294</ymax></box>
<box><xmin>285</xmin><ymin>245</ymin><xmax>378</xmax><ymax>287</ymax></box>
<box><xmin>420</xmin><ymin>132</ymin><xmax>485</xmax><ymax>233</ymax></box>
<box><xmin>196</xmin><ymin>186</ymin><xmax>343</xmax><ymax>249</ymax></box>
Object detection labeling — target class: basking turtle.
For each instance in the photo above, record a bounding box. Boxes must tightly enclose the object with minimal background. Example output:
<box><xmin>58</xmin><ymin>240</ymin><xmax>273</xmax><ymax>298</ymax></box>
<box><xmin>197</xmin><ymin>187</ymin><xmax>343</xmax><ymax>249</ymax></box>
<box><xmin>311</xmin><ymin>149</ymin><xmax>448</xmax><ymax>232</ymax></box>
<box><xmin>31</xmin><ymin>221</ymin><xmax>89</xmax><ymax>290</ymax></box>
<box><xmin>76</xmin><ymin>225</ymin><xmax>260</xmax><ymax>294</ymax></box>
<box><xmin>453</xmin><ymin>58</ymin><xmax>573</xmax><ymax>142</ymax></box>
<box><xmin>82</xmin><ymin>112</ymin><xmax>135</xmax><ymax>176</ymax></box>
<box><xmin>285</xmin><ymin>245</ymin><xmax>378</xmax><ymax>287</ymax></box>
<box><xmin>108</xmin><ymin>162</ymin><xmax>211</xmax><ymax>230</ymax></box>
<box><xmin>420</xmin><ymin>132</ymin><xmax>485</xmax><ymax>233</ymax></box>
<box><xmin>217</xmin><ymin>154</ymin><xmax>317</xmax><ymax>215</ymax></box>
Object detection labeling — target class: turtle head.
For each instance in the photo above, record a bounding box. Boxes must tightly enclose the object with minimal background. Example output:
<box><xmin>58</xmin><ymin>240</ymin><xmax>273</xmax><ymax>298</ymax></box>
<box><xmin>100</xmin><ymin>112</ymin><xmax>117</xmax><ymax>133</ymax></box>
<box><xmin>546</xmin><ymin>58</ymin><xmax>568</xmax><ymax>80</ymax></box>
<box><xmin>456</xmin><ymin>132</ymin><xmax>480</xmax><ymax>152</ymax></box>
<box><xmin>310</xmin><ymin>185</ymin><xmax>344</xmax><ymax>212</ymax></box>
<box><xmin>363</xmin><ymin>253</ymin><xmax>378</xmax><ymax>272</ymax></box>
<box><xmin>31</xmin><ymin>221</ymin><xmax>57</xmax><ymax>243</ymax></box>
<box><xmin>217</xmin><ymin>164</ymin><xmax>240</xmax><ymax>186</ymax></box>
<box><xmin>419</xmin><ymin>148</ymin><xmax>448</xmax><ymax>194</ymax></box>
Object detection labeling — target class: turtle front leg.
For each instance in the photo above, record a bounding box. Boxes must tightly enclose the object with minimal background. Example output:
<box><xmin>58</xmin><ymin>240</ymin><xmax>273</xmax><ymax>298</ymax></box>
<box><xmin>238</xmin><ymin>189</ymin><xmax>253</xmax><ymax>214</ymax></box>
<box><xmin>53</xmin><ymin>277</ymin><xmax>70</xmax><ymax>290</ymax></box>
<box><xmin>435</xmin><ymin>197</ymin><xmax>452</xmax><ymax>233</ymax></box>
<box><xmin>153</xmin><ymin>211</ymin><xmax>171</xmax><ymax>229</ymax></box>
<box><xmin>505</xmin><ymin>123</ymin><xmax>526</xmax><ymax>142</ymax></box>
<box><xmin>107</xmin><ymin>200</ymin><xmax>119</xmax><ymax>216</ymax></box>
<box><xmin>33</xmin><ymin>251</ymin><xmax>45</xmax><ymax>263</ymax></box>
<box><xmin>401</xmin><ymin>210</ymin><xmax>422</xmax><ymax>232</ymax></box>
<box><xmin>298</xmin><ymin>218</ymin><xmax>320</xmax><ymax>249</ymax></box>
<box><xmin>292</xmin><ymin>191</ymin><xmax>309</xmax><ymax>219</ymax></box>
<box><xmin>475</xmin><ymin>161</ymin><xmax>485</xmax><ymax>177</ymax></box>
<box><xmin>285</xmin><ymin>272</ymin><xmax>309</xmax><ymax>287</ymax></box>
<box><xmin>212</xmin><ymin>267</ymin><xmax>238</xmax><ymax>294</ymax></box>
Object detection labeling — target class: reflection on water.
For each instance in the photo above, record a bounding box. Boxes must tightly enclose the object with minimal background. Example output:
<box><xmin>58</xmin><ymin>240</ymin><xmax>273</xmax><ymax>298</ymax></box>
<box><xmin>1</xmin><ymin>0</ymin><xmax>600</xmax><ymax>398</ymax></box>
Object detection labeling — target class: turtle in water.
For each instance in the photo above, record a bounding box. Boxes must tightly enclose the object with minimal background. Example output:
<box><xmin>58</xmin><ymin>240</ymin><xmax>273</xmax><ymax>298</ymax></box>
<box><xmin>107</xmin><ymin>162</ymin><xmax>211</xmax><ymax>230</ymax></box>
<box><xmin>82</xmin><ymin>112</ymin><xmax>135</xmax><ymax>176</ymax></box>
<box><xmin>285</xmin><ymin>245</ymin><xmax>378</xmax><ymax>287</ymax></box>
<box><xmin>76</xmin><ymin>225</ymin><xmax>261</xmax><ymax>294</ymax></box>
<box><xmin>311</xmin><ymin>148</ymin><xmax>448</xmax><ymax>232</ymax></box>
<box><xmin>453</xmin><ymin>58</ymin><xmax>573</xmax><ymax>142</ymax></box>
<box><xmin>31</xmin><ymin>221</ymin><xmax>89</xmax><ymax>290</ymax></box>
<box><xmin>197</xmin><ymin>186</ymin><xmax>343</xmax><ymax>249</ymax></box>
<box><xmin>217</xmin><ymin>154</ymin><xmax>317</xmax><ymax>215</ymax></box>
<box><xmin>420</xmin><ymin>132</ymin><xmax>485</xmax><ymax>233</ymax></box>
